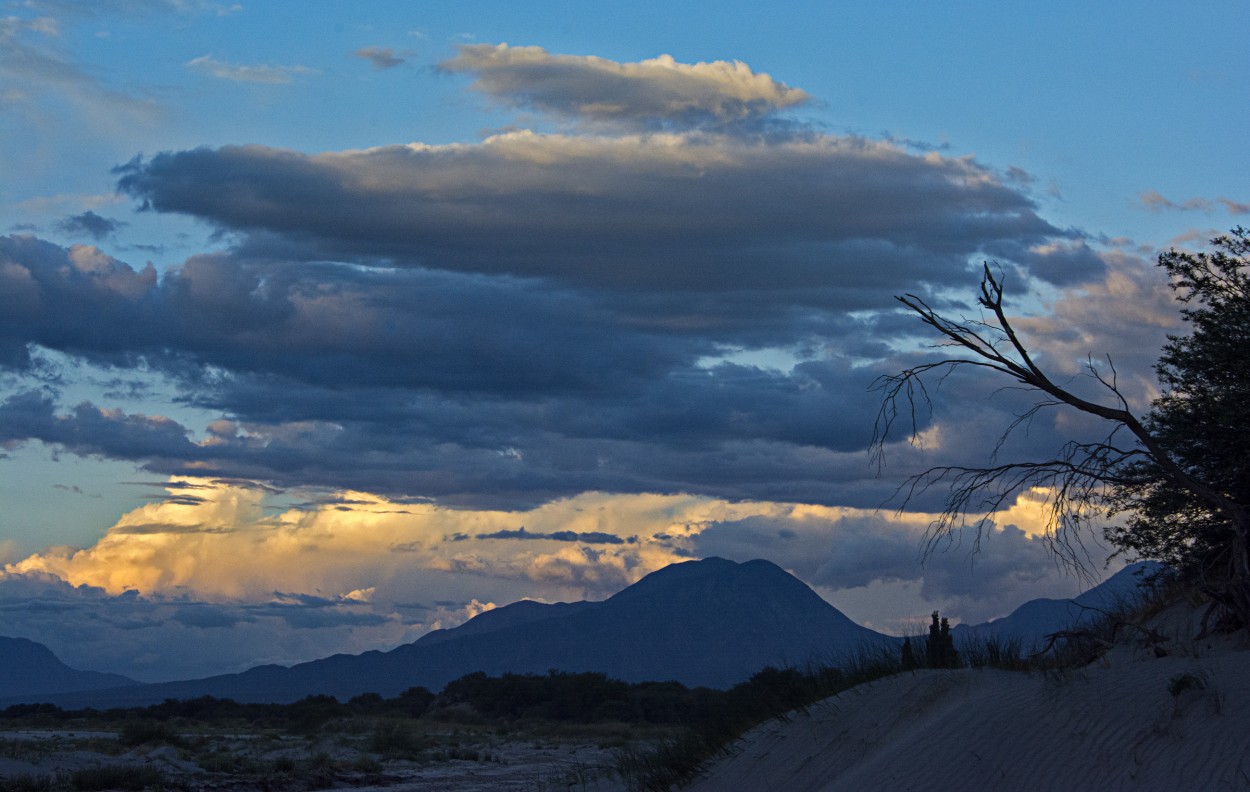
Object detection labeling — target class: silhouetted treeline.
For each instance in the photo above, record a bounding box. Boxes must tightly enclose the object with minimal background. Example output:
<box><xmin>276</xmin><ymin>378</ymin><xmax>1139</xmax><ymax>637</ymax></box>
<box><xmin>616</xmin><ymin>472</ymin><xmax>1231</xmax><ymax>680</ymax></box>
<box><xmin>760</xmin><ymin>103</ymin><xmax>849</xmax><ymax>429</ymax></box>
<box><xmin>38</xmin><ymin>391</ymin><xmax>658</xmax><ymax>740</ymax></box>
<box><xmin>0</xmin><ymin>667</ymin><xmax>846</xmax><ymax>732</ymax></box>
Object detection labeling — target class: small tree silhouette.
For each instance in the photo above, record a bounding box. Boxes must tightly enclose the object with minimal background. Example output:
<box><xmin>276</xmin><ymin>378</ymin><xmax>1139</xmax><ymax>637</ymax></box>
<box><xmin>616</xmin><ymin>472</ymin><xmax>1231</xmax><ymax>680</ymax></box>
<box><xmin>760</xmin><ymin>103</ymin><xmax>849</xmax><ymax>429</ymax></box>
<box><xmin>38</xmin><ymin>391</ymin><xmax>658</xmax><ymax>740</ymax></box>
<box><xmin>900</xmin><ymin>636</ymin><xmax>918</xmax><ymax>670</ymax></box>
<box><xmin>925</xmin><ymin>611</ymin><xmax>959</xmax><ymax>668</ymax></box>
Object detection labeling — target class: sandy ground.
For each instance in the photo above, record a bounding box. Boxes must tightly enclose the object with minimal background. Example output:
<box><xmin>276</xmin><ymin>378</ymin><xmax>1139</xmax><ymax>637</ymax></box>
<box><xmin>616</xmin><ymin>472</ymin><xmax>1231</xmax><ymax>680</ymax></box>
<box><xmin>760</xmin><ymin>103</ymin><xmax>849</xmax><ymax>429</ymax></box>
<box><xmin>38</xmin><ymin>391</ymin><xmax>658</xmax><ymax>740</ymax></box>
<box><xmin>689</xmin><ymin>606</ymin><xmax>1250</xmax><ymax>792</ymax></box>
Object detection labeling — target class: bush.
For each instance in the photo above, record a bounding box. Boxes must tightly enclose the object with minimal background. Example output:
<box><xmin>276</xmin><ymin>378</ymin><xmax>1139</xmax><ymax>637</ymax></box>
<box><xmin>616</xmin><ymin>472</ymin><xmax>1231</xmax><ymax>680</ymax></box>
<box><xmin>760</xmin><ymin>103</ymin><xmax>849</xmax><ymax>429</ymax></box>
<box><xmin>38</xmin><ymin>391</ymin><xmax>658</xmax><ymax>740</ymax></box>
<box><xmin>1168</xmin><ymin>673</ymin><xmax>1207</xmax><ymax>697</ymax></box>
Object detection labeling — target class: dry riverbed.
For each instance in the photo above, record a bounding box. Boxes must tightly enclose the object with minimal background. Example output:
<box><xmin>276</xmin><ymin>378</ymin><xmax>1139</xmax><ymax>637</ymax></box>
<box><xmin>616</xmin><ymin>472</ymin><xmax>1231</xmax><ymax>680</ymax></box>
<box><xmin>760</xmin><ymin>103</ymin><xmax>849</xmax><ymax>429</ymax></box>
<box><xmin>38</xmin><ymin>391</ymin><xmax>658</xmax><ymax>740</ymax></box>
<box><xmin>0</xmin><ymin>723</ymin><xmax>632</xmax><ymax>791</ymax></box>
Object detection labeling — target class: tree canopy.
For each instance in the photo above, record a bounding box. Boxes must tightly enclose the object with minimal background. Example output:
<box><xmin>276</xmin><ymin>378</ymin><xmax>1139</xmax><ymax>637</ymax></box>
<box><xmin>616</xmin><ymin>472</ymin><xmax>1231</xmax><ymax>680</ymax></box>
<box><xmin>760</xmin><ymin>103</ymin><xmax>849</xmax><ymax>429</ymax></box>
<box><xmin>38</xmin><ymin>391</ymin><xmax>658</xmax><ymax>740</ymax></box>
<box><xmin>1105</xmin><ymin>230</ymin><xmax>1250</xmax><ymax>610</ymax></box>
<box><xmin>874</xmin><ymin>228</ymin><xmax>1250</xmax><ymax>629</ymax></box>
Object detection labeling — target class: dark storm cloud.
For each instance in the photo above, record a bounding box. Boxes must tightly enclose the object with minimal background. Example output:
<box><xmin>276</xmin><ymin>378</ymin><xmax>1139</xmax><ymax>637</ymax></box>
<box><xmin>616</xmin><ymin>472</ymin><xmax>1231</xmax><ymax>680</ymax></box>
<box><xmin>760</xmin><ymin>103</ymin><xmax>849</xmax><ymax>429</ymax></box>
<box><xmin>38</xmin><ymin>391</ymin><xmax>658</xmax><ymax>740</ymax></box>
<box><xmin>259</xmin><ymin>593</ymin><xmax>391</xmax><ymax>629</ymax></box>
<box><xmin>0</xmin><ymin>231</ymin><xmax>1155</xmax><ymax>509</ymax></box>
<box><xmin>0</xmin><ymin>390</ymin><xmax>196</xmax><ymax>461</ymax></box>
<box><xmin>171</xmin><ymin>603</ymin><xmax>253</xmax><ymax>629</ymax></box>
<box><xmin>0</xmin><ymin>388</ymin><xmax>846</xmax><ymax>508</ymax></box>
<box><xmin>0</xmin><ymin>235</ymin><xmax>692</xmax><ymax>394</ymax></box>
<box><xmin>475</xmin><ymin>527</ymin><xmax>629</xmax><ymax>544</ymax></box>
<box><xmin>0</xmin><ymin>234</ymin><xmax>899</xmax><ymax>505</ymax></box>
<box><xmin>439</xmin><ymin>44</ymin><xmax>808</xmax><ymax>130</ymax></box>
<box><xmin>115</xmin><ymin>133</ymin><xmax>1063</xmax><ymax>297</ymax></box>
<box><xmin>55</xmin><ymin>211</ymin><xmax>126</xmax><ymax>240</ymax></box>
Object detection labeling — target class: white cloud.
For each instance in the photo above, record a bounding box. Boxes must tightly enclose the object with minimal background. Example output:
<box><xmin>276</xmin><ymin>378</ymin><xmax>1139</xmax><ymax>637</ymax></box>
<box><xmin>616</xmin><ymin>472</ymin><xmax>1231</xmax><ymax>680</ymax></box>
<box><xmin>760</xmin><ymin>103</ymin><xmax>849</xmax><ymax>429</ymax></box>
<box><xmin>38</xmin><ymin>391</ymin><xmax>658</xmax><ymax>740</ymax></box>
<box><xmin>186</xmin><ymin>55</ymin><xmax>315</xmax><ymax>84</ymax></box>
<box><xmin>440</xmin><ymin>44</ymin><xmax>808</xmax><ymax>129</ymax></box>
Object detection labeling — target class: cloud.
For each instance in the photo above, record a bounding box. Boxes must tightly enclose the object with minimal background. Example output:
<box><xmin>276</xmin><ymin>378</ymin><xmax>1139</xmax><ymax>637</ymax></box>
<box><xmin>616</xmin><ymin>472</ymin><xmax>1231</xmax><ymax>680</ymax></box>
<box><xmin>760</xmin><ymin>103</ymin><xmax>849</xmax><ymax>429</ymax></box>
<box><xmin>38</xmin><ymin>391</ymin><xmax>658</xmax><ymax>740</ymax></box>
<box><xmin>54</xmin><ymin>211</ymin><xmax>125</xmax><ymax>240</ymax></box>
<box><xmin>439</xmin><ymin>44</ymin><xmax>808</xmax><ymax>130</ymax></box>
<box><xmin>0</xmin><ymin>235</ymin><xmax>905</xmax><ymax>505</ymax></box>
<box><xmin>1</xmin><ymin>478</ymin><xmax>1121</xmax><ymax>677</ymax></box>
<box><xmin>116</xmin><ymin>133</ymin><xmax>1062</xmax><ymax>296</ymax></box>
<box><xmin>0</xmin><ymin>13</ymin><xmax>162</xmax><ymax>130</ymax></box>
<box><xmin>186</xmin><ymin>55</ymin><xmax>314</xmax><ymax>84</ymax></box>
<box><xmin>3</xmin><ymin>480</ymin><xmax>704</xmax><ymax>602</ymax></box>
<box><xmin>0</xmin><ymin>390</ymin><xmax>197</xmax><ymax>462</ymax></box>
<box><xmin>0</xmin><ymin>228</ymin><xmax>1149</xmax><ymax>511</ymax></box>
<box><xmin>475</xmin><ymin>527</ymin><xmax>630</xmax><ymax>544</ymax></box>
<box><xmin>1140</xmin><ymin>190</ymin><xmax>1250</xmax><ymax>216</ymax></box>
<box><xmin>0</xmin><ymin>570</ymin><xmax>412</xmax><ymax>681</ymax></box>
<box><xmin>353</xmin><ymin>46</ymin><xmax>405</xmax><ymax>70</ymax></box>
<box><xmin>2</xmin><ymin>46</ymin><xmax>1171</xmax><ymax>606</ymax></box>
<box><xmin>688</xmin><ymin>501</ymin><xmax>1114</xmax><ymax>629</ymax></box>
<box><xmin>1012</xmin><ymin>248</ymin><xmax>1182</xmax><ymax>410</ymax></box>
<box><xmin>18</xmin><ymin>1</ymin><xmax>242</xmax><ymax>17</ymax></box>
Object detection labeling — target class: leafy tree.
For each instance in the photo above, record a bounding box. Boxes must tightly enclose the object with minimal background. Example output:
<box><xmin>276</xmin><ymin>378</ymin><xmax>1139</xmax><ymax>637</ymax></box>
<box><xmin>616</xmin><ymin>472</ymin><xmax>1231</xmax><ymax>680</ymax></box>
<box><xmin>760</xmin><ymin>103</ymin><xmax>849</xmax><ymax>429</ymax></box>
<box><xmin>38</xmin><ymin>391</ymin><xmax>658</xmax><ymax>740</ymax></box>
<box><xmin>1105</xmin><ymin>230</ymin><xmax>1250</xmax><ymax>619</ymax></box>
<box><xmin>873</xmin><ymin>229</ymin><xmax>1250</xmax><ymax>628</ymax></box>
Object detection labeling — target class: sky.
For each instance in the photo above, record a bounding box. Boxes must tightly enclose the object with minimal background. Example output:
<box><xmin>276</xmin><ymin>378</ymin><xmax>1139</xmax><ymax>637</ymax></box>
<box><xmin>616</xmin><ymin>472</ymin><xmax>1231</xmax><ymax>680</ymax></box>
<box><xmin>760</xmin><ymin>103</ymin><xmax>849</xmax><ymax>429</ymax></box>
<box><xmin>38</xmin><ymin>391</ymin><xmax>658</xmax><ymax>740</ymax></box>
<box><xmin>1</xmin><ymin>0</ymin><xmax>1247</xmax><ymax>682</ymax></box>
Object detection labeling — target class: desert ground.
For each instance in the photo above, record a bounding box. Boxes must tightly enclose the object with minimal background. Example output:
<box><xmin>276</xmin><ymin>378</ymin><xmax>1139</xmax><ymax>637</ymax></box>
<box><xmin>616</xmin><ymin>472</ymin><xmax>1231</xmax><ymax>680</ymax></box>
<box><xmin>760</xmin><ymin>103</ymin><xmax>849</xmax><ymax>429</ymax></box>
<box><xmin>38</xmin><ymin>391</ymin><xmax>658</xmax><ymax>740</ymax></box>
<box><xmin>0</xmin><ymin>726</ymin><xmax>629</xmax><ymax>791</ymax></box>
<box><xmin>7</xmin><ymin>604</ymin><xmax>1249</xmax><ymax>791</ymax></box>
<box><xmin>688</xmin><ymin>603</ymin><xmax>1250</xmax><ymax>792</ymax></box>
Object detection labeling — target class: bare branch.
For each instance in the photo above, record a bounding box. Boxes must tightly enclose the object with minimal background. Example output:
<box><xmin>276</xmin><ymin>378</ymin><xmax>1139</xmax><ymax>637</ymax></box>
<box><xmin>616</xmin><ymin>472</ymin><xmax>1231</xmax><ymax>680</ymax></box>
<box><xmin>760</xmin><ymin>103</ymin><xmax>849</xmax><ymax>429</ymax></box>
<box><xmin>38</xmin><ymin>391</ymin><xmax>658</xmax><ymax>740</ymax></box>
<box><xmin>873</xmin><ymin>264</ymin><xmax>1248</xmax><ymax>574</ymax></box>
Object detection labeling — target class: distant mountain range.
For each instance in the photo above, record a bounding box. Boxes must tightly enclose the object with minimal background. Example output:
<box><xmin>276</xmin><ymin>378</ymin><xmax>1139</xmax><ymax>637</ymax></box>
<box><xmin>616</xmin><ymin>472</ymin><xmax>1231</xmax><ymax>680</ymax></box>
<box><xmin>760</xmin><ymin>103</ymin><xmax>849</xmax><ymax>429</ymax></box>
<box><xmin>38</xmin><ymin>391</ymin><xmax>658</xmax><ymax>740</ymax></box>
<box><xmin>951</xmin><ymin>560</ymin><xmax>1163</xmax><ymax>649</ymax></box>
<box><xmin>0</xmin><ymin>558</ymin><xmax>1161</xmax><ymax>708</ymax></box>
<box><xmin>0</xmin><ymin>636</ymin><xmax>137</xmax><ymax>699</ymax></box>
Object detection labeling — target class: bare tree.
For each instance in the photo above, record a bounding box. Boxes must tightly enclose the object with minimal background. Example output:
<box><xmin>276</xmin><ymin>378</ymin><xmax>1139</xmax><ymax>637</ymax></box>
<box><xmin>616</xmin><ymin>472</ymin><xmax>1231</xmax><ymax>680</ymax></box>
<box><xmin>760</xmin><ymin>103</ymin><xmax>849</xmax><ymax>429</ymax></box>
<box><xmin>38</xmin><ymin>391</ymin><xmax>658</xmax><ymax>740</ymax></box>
<box><xmin>872</xmin><ymin>262</ymin><xmax>1250</xmax><ymax>628</ymax></box>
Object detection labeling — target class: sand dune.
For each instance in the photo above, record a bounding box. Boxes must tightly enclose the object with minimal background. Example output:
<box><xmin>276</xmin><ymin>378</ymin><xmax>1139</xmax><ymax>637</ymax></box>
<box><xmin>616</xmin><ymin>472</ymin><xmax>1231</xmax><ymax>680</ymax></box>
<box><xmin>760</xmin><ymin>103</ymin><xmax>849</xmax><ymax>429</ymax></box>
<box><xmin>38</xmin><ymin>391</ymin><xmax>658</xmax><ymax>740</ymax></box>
<box><xmin>689</xmin><ymin>608</ymin><xmax>1250</xmax><ymax>792</ymax></box>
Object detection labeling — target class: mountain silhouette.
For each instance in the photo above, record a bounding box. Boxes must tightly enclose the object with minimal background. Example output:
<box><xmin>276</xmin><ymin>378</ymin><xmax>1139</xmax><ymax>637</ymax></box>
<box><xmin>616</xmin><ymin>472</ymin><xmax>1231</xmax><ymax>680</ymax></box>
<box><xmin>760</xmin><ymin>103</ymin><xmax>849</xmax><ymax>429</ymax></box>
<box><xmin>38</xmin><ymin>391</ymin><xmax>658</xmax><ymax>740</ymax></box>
<box><xmin>1</xmin><ymin>558</ymin><xmax>1165</xmax><ymax>709</ymax></box>
<box><xmin>951</xmin><ymin>561</ymin><xmax>1164</xmax><ymax>649</ymax></box>
<box><xmin>3</xmin><ymin>557</ymin><xmax>889</xmax><ymax>708</ymax></box>
<box><xmin>0</xmin><ymin>636</ymin><xmax>137</xmax><ymax>698</ymax></box>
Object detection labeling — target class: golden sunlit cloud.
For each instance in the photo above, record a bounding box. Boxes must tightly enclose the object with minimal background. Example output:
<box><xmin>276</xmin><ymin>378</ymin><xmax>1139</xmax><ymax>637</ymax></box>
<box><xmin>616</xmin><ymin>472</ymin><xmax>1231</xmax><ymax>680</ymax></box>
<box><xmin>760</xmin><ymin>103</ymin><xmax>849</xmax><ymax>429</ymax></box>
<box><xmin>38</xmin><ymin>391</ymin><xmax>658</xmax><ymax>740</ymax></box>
<box><xmin>4</xmin><ymin>477</ymin><xmax>1061</xmax><ymax>626</ymax></box>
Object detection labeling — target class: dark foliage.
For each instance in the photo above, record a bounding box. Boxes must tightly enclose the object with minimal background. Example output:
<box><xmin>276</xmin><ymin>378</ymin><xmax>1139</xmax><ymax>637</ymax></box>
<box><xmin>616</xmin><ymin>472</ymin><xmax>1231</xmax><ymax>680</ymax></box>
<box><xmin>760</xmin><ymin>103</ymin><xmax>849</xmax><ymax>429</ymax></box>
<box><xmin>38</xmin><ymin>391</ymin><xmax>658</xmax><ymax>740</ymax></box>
<box><xmin>900</xmin><ymin>637</ymin><xmax>917</xmax><ymax>670</ymax></box>
<box><xmin>430</xmin><ymin>670</ymin><xmax>720</xmax><ymax>724</ymax></box>
<box><xmin>1106</xmin><ymin>229</ymin><xmax>1250</xmax><ymax>622</ymax></box>
<box><xmin>924</xmin><ymin>612</ymin><xmax>959</xmax><ymax>669</ymax></box>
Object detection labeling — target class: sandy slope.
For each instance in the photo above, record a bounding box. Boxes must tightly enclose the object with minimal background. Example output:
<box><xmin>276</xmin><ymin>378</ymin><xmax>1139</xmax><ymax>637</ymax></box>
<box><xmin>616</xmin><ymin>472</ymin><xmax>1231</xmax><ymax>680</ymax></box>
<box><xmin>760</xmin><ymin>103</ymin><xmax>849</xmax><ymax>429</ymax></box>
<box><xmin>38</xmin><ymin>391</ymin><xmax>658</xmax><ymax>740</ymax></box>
<box><xmin>688</xmin><ymin>610</ymin><xmax>1250</xmax><ymax>792</ymax></box>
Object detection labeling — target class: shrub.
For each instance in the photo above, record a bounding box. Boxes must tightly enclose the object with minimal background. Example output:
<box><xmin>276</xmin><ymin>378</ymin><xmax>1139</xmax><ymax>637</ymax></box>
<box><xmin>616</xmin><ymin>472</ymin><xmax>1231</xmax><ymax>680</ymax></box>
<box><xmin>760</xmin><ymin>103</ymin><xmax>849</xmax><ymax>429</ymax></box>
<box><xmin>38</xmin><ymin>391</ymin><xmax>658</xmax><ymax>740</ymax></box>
<box><xmin>1168</xmin><ymin>673</ymin><xmax>1207</xmax><ymax>697</ymax></box>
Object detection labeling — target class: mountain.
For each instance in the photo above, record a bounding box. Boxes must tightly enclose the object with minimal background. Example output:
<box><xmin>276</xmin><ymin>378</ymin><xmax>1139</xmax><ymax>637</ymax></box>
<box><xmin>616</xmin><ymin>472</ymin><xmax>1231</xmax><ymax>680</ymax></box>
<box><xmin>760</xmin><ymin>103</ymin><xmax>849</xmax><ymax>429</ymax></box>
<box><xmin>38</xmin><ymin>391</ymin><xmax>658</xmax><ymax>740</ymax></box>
<box><xmin>951</xmin><ymin>561</ymin><xmax>1165</xmax><ymax>649</ymax></box>
<box><xmin>413</xmin><ymin>599</ymin><xmax>596</xmax><ymax>646</ymax></box>
<box><xmin>2</xmin><ymin>557</ymin><xmax>891</xmax><ymax>708</ymax></box>
<box><xmin>0</xmin><ymin>636</ymin><xmax>138</xmax><ymax>698</ymax></box>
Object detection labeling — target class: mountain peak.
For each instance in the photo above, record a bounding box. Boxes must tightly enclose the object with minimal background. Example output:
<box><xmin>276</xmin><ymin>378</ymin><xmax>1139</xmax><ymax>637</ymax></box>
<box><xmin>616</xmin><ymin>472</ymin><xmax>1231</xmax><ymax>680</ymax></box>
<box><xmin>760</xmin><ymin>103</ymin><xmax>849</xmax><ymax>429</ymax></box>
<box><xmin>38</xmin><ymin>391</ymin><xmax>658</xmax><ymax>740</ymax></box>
<box><xmin>0</xmin><ymin>636</ymin><xmax>137</xmax><ymax>698</ymax></box>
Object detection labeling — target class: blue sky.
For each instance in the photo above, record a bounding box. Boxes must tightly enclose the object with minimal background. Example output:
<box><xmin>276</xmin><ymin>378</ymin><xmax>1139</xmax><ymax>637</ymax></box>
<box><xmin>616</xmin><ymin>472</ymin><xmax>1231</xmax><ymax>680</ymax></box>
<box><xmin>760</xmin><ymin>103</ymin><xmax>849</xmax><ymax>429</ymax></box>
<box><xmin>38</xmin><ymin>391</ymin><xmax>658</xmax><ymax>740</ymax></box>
<box><xmin>1</xmin><ymin>0</ymin><xmax>1247</xmax><ymax>681</ymax></box>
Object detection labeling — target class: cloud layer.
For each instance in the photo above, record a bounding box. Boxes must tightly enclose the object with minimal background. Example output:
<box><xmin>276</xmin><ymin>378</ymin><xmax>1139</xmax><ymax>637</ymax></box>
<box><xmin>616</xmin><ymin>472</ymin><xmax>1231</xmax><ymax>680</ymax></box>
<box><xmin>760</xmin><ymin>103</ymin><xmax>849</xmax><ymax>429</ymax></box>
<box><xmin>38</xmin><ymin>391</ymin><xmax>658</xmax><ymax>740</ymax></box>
<box><xmin>0</xmin><ymin>48</ymin><xmax>1181</xmax><ymax>676</ymax></box>
<box><xmin>3</xmin><ymin>477</ymin><xmax>1099</xmax><ymax>679</ymax></box>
